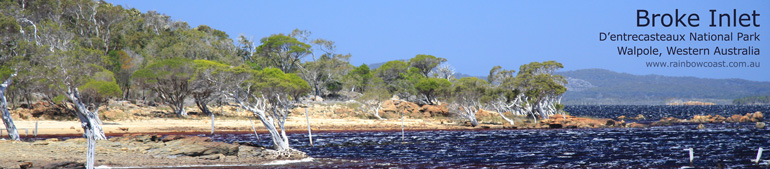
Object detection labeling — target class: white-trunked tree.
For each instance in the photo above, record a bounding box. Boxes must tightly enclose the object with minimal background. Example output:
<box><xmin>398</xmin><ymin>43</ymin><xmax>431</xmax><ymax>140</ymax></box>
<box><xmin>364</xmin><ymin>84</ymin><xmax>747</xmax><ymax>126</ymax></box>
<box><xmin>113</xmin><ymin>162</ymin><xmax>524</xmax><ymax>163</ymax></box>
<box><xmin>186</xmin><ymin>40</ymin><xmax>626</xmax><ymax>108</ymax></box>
<box><xmin>48</xmin><ymin>49</ymin><xmax>122</xmax><ymax>169</ymax></box>
<box><xmin>0</xmin><ymin>70</ymin><xmax>19</xmax><ymax>140</ymax></box>
<box><xmin>217</xmin><ymin>66</ymin><xmax>309</xmax><ymax>154</ymax></box>
<box><xmin>488</xmin><ymin>61</ymin><xmax>568</xmax><ymax>123</ymax></box>
<box><xmin>451</xmin><ymin>77</ymin><xmax>489</xmax><ymax>127</ymax></box>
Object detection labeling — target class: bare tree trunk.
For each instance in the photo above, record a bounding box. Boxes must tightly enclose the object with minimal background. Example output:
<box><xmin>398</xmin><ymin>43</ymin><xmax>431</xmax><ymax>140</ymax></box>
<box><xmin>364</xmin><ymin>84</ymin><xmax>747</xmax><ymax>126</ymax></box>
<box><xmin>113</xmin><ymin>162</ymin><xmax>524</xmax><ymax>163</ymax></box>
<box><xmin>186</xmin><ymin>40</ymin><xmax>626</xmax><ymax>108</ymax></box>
<box><xmin>304</xmin><ymin>108</ymin><xmax>313</xmax><ymax>147</ymax></box>
<box><xmin>232</xmin><ymin>94</ymin><xmax>291</xmax><ymax>151</ymax></box>
<box><xmin>85</xmin><ymin>127</ymin><xmax>96</xmax><ymax>169</ymax></box>
<box><xmin>496</xmin><ymin>109</ymin><xmax>515</xmax><ymax>126</ymax></box>
<box><xmin>194</xmin><ymin>97</ymin><xmax>211</xmax><ymax>115</ymax></box>
<box><xmin>461</xmin><ymin>104</ymin><xmax>479</xmax><ymax>127</ymax></box>
<box><xmin>67</xmin><ymin>87</ymin><xmax>106</xmax><ymax>140</ymax></box>
<box><xmin>66</xmin><ymin>87</ymin><xmax>105</xmax><ymax>169</ymax></box>
<box><xmin>0</xmin><ymin>73</ymin><xmax>20</xmax><ymax>140</ymax></box>
<box><xmin>365</xmin><ymin>101</ymin><xmax>384</xmax><ymax>120</ymax></box>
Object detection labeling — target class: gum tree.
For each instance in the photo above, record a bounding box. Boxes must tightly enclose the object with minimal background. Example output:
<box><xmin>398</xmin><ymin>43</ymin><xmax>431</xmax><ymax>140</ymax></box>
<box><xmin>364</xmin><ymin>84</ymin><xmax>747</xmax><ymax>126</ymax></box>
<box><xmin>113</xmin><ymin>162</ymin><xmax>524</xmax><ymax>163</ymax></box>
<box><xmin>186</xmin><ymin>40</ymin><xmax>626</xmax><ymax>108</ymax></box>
<box><xmin>190</xmin><ymin>60</ymin><xmax>230</xmax><ymax>115</ymax></box>
<box><xmin>346</xmin><ymin>64</ymin><xmax>373</xmax><ymax>93</ymax></box>
<box><xmin>132</xmin><ymin>58</ymin><xmax>195</xmax><ymax>117</ymax></box>
<box><xmin>255</xmin><ymin>33</ymin><xmax>311</xmax><ymax>73</ymax></box>
<box><xmin>415</xmin><ymin>77</ymin><xmax>451</xmax><ymax>105</ymax></box>
<box><xmin>409</xmin><ymin>54</ymin><xmax>446</xmax><ymax>77</ymax></box>
<box><xmin>488</xmin><ymin>61</ymin><xmax>568</xmax><ymax>122</ymax></box>
<box><xmin>298</xmin><ymin>38</ymin><xmax>352</xmax><ymax>98</ymax></box>
<box><xmin>0</xmin><ymin>69</ymin><xmax>19</xmax><ymax>140</ymax></box>
<box><xmin>451</xmin><ymin>77</ymin><xmax>489</xmax><ymax>127</ymax></box>
<box><xmin>0</xmin><ymin>13</ymin><xmax>21</xmax><ymax>140</ymax></box>
<box><xmin>47</xmin><ymin>49</ymin><xmax>122</xmax><ymax>169</ymax></box>
<box><xmin>220</xmin><ymin>66</ymin><xmax>310</xmax><ymax>153</ymax></box>
<box><xmin>357</xmin><ymin>77</ymin><xmax>389</xmax><ymax>120</ymax></box>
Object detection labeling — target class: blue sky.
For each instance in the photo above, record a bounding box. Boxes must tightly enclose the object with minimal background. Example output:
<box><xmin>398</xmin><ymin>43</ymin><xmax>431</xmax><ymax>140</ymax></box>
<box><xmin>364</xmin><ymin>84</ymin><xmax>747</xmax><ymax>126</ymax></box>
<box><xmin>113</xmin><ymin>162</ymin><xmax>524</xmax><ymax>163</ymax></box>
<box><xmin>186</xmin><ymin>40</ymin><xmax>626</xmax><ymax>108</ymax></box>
<box><xmin>106</xmin><ymin>0</ymin><xmax>769</xmax><ymax>81</ymax></box>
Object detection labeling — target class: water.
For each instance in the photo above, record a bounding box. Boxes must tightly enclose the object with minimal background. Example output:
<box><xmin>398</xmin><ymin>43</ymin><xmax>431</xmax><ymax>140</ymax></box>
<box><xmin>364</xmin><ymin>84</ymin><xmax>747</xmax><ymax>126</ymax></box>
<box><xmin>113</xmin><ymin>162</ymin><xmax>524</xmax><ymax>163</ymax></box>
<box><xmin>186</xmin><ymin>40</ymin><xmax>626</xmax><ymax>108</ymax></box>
<box><xmin>566</xmin><ymin>105</ymin><xmax>770</xmax><ymax>120</ymax></box>
<box><xmin>208</xmin><ymin>123</ymin><xmax>770</xmax><ymax>168</ymax></box>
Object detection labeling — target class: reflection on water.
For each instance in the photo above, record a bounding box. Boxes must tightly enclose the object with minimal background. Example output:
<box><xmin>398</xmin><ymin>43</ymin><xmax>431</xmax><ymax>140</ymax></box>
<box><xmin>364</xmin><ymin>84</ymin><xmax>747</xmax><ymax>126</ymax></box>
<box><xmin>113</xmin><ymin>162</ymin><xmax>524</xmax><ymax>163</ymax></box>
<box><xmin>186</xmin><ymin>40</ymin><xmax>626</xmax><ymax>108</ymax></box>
<box><xmin>209</xmin><ymin>123</ymin><xmax>770</xmax><ymax>168</ymax></box>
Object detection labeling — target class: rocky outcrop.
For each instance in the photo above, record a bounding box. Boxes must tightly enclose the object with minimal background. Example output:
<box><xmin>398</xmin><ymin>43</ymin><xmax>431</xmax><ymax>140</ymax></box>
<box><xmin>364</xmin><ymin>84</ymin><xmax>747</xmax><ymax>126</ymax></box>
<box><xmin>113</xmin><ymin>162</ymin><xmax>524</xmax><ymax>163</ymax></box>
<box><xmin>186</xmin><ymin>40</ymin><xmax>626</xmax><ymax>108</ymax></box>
<box><xmin>107</xmin><ymin>134</ymin><xmax>305</xmax><ymax>159</ymax></box>
<box><xmin>653</xmin><ymin>111</ymin><xmax>764</xmax><ymax>126</ymax></box>
<box><xmin>617</xmin><ymin>114</ymin><xmax>646</xmax><ymax>120</ymax></box>
<box><xmin>540</xmin><ymin>114</ymin><xmax>623</xmax><ymax>129</ymax></box>
<box><xmin>380</xmin><ymin>100</ymin><xmax>449</xmax><ymax>118</ymax></box>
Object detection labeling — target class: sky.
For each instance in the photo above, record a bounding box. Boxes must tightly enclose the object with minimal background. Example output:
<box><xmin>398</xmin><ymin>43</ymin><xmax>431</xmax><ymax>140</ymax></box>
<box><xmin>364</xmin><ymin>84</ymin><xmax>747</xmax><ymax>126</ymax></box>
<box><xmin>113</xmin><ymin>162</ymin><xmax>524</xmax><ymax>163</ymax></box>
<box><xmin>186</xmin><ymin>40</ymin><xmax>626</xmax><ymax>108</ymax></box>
<box><xmin>106</xmin><ymin>0</ymin><xmax>769</xmax><ymax>81</ymax></box>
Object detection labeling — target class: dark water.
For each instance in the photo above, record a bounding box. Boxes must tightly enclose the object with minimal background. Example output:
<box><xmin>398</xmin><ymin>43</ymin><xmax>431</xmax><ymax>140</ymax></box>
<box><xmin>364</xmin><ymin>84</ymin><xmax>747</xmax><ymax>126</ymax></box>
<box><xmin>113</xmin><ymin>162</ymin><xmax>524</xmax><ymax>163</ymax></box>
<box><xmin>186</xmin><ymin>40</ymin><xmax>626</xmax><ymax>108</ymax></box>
<box><xmin>566</xmin><ymin>105</ymin><xmax>770</xmax><ymax>120</ymax></box>
<box><xmin>207</xmin><ymin>123</ymin><xmax>770</xmax><ymax>168</ymax></box>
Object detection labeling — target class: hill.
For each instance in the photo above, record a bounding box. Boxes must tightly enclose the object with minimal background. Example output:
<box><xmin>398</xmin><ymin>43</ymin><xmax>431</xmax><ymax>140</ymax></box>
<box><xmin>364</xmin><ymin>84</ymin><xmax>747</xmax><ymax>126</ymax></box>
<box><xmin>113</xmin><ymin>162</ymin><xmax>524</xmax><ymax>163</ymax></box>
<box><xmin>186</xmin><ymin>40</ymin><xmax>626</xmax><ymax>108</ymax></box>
<box><xmin>556</xmin><ymin>69</ymin><xmax>770</xmax><ymax>105</ymax></box>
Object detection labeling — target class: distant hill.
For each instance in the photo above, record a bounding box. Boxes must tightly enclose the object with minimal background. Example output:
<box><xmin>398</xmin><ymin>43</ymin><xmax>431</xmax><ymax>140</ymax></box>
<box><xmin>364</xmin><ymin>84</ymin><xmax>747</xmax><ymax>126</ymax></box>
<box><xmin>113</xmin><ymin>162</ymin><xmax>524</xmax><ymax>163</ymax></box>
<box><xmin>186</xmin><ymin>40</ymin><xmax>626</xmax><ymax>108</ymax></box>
<box><xmin>556</xmin><ymin>69</ymin><xmax>770</xmax><ymax>105</ymax></box>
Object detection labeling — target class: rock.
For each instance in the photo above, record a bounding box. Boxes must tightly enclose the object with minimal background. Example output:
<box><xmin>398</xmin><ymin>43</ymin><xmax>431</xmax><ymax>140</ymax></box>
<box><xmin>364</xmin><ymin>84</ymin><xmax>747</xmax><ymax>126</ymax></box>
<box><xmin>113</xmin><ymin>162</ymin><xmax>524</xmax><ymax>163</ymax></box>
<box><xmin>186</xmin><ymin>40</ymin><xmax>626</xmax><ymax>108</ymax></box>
<box><xmin>697</xmin><ymin>124</ymin><xmax>706</xmax><ymax>129</ymax></box>
<box><xmin>33</xmin><ymin>141</ymin><xmax>49</xmax><ymax>145</ymax></box>
<box><xmin>726</xmin><ymin>114</ymin><xmax>743</xmax><ymax>123</ymax></box>
<box><xmin>751</xmin><ymin>111</ymin><xmax>764</xmax><ymax>122</ymax></box>
<box><xmin>198</xmin><ymin>154</ymin><xmax>225</xmax><ymax>160</ymax></box>
<box><xmin>617</xmin><ymin>116</ymin><xmax>627</xmax><ymax>120</ymax></box>
<box><xmin>45</xmin><ymin>138</ymin><xmax>59</xmax><ymax>142</ymax></box>
<box><xmin>160</xmin><ymin>136</ymin><xmax>238</xmax><ymax>157</ymax></box>
<box><xmin>626</xmin><ymin>122</ymin><xmax>647</xmax><ymax>128</ymax></box>
<box><xmin>691</xmin><ymin>115</ymin><xmax>710</xmax><ymax>123</ymax></box>
<box><xmin>162</xmin><ymin>135</ymin><xmax>196</xmax><ymax>142</ymax></box>
<box><xmin>634</xmin><ymin>114</ymin><xmax>646</xmax><ymax>120</ymax></box>
<box><xmin>19</xmin><ymin>162</ymin><xmax>32</xmax><ymax>169</ymax></box>
<box><xmin>548</xmin><ymin>123</ymin><xmax>563</xmax><ymax>129</ymax></box>
<box><xmin>757</xmin><ymin>122</ymin><xmax>766</xmax><ymax>129</ymax></box>
<box><xmin>391</xmin><ymin>95</ymin><xmax>400</xmax><ymax>100</ymax></box>
<box><xmin>652</xmin><ymin>117</ymin><xmax>682</xmax><ymax>126</ymax></box>
<box><xmin>605</xmin><ymin>120</ymin><xmax>616</xmax><ymax>126</ymax></box>
<box><xmin>43</xmin><ymin>162</ymin><xmax>83</xmax><ymax>168</ymax></box>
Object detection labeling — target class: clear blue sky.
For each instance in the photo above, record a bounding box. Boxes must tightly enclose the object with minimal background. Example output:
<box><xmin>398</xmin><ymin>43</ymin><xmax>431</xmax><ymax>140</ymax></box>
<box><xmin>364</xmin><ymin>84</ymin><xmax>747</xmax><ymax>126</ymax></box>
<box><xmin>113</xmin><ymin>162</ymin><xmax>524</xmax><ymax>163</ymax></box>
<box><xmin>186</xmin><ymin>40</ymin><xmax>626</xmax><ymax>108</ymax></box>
<box><xmin>107</xmin><ymin>0</ymin><xmax>769</xmax><ymax>81</ymax></box>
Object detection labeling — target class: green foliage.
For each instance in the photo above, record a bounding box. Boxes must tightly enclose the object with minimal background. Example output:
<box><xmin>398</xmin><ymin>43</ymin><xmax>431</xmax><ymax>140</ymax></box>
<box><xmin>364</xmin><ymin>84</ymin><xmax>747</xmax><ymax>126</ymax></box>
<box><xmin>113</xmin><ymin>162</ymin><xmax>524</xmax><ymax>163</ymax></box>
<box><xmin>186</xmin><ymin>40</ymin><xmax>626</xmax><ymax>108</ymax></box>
<box><xmin>133</xmin><ymin>57</ymin><xmax>195</xmax><ymax>83</ymax></box>
<box><xmin>53</xmin><ymin>95</ymin><xmax>67</xmax><ymax>105</ymax></box>
<box><xmin>325</xmin><ymin>81</ymin><xmax>343</xmax><ymax>94</ymax></box>
<box><xmin>510</xmin><ymin>61</ymin><xmax>566</xmax><ymax>102</ymax></box>
<box><xmin>359</xmin><ymin>77</ymin><xmax>390</xmax><ymax>101</ymax></box>
<box><xmin>192</xmin><ymin>59</ymin><xmax>230</xmax><ymax>79</ymax></box>
<box><xmin>345</xmin><ymin>64</ymin><xmax>373</xmax><ymax>93</ymax></box>
<box><xmin>0</xmin><ymin>13</ymin><xmax>19</xmax><ymax>35</ymax></box>
<box><xmin>375</xmin><ymin>60</ymin><xmax>409</xmax><ymax>84</ymax></box>
<box><xmin>0</xmin><ymin>66</ymin><xmax>11</xmax><ymax>80</ymax></box>
<box><xmin>232</xmin><ymin>67</ymin><xmax>310</xmax><ymax>102</ymax></box>
<box><xmin>453</xmin><ymin>77</ymin><xmax>489</xmax><ymax>96</ymax></box>
<box><xmin>409</xmin><ymin>54</ymin><xmax>446</xmax><ymax>77</ymax></box>
<box><xmin>415</xmin><ymin>77</ymin><xmax>451</xmax><ymax>104</ymax></box>
<box><xmin>733</xmin><ymin>96</ymin><xmax>770</xmax><ymax>105</ymax></box>
<box><xmin>78</xmin><ymin>80</ymin><xmax>122</xmax><ymax>98</ymax></box>
<box><xmin>255</xmin><ymin>33</ymin><xmax>311</xmax><ymax>73</ymax></box>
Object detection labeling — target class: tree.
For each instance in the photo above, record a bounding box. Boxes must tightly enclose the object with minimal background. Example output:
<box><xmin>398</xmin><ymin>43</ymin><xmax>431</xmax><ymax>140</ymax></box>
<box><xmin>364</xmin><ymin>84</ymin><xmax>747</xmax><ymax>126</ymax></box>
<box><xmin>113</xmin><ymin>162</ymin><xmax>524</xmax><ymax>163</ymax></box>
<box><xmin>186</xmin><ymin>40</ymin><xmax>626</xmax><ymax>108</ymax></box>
<box><xmin>513</xmin><ymin>61</ymin><xmax>567</xmax><ymax>119</ymax></box>
<box><xmin>221</xmin><ymin>66</ymin><xmax>310</xmax><ymax>154</ymax></box>
<box><xmin>132</xmin><ymin>58</ymin><xmax>194</xmax><ymax>117</ymax></box>
<box><xmin>451</xmin><ymin>77</ymin><xmax>489</xmax><ymax>127</ymax></box>
<box><xmin>415</xmin><ymin>77</ymin><xmax>451</xmax><ymax>105</ymax></box>
<box><xmin>0</xmin><ymin>69</ymin><xmax>20</xmax><ymax>140</ymax></box>
<box><xmin>357</xmin><ymin>77</ymin><xmax>389</xmax><ymax>120</ymax></box>
<box><xmin>236</xmin><ymin>34</ymin><xmax>256</xmax><ymax>62</ymax></box>
<box><xmin>255</xmin><ymin>33</ymin><xmax>311</xmax><ymax>73</ymax></box>
<box><xmin>409</xmin><ymin>54</ymin><xmax>446</xmax><ymax>77</ymax></box>
<box><xmin>375</xmin><ymin>60</ymin><xmax>409</xmax><ymax>84</ymax></box>
<box><xmin>488</xmin><ymin>61</ymin><xmax>568</xmax><ymax>122</ymax></box>
<box><xmin>190</xmin><ymin>60</ymin><xmax>230</xmax><ymax>115</ymax></box>
<box><xmin>46</xmin><ymin>51</ymin><xmax>122</xmax><ymax>169</ymax></box>
<box><xmin>298</xmin><ymin>38</ymin><xmax>351</xmax><ymax>97</ymax></box>
<box><xmin>431</xmin><ymin>63</ymin><xmax>455</xmax><ymax>80</ymax></box>
<box><xmin>346</xmin><ymin>64</ymin><xmax>373</xmax><ymax>93</ymax></box>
